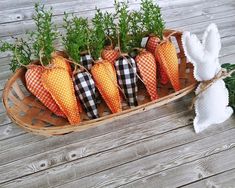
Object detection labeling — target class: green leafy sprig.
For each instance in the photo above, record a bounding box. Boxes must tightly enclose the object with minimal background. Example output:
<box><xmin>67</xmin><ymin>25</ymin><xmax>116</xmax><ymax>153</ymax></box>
<box><xmin>63</xmin><ymin>13</ymin><xmax>90</xmax><ymax>63</ymax></box>
<box><xmin>30</xmin><ymin>3</ymin><xmax>57</xmax><ymax>65</ymax></box>
<box><xmin>141</xmin><ymin>0</ymin><xmax>165</xmax><ymax>40</ymax></box>
<box><xmin>114</xmin><ymin>0</ymin><xmax>130</xmax><ymax>53</ymax></box>
<box><xmin>222</xmin><ymin>63</ymin><xmax>235</xmax><ymax>111</ymax></box>
<box><xmin>0</xmin><ymin>38</ymin><xmax>31</xmax><ymax>72</ymax></box>
<box><xmin>91</xmin><ymin>8</ymin><xmax>106</xmax><ymax>60</ymax></box>
<box><xmin>129</xmin><ymin>11</ymin><xmax>144</xmax><ymax>48</ymax></box>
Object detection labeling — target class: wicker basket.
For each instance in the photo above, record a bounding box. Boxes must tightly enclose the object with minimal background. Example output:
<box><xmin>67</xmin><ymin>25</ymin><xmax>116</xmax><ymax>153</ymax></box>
<box><xmin>2</xmin><ymin>30</ymin><xmax>197</xmax><ymax>136</ymax></box>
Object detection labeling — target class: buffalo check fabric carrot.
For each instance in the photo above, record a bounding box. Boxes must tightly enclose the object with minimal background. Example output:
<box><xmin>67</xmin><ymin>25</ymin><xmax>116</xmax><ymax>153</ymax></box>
<box><xmin>101</xmin><ymin>49</ymin><xmax>120</xmax><ymax>64</ymax></box>
<box><xmin>25</xmin><ymin>65</ymin><xmax>65</xmax><ymax>117</ymax></box>
<box><xmin>135</xmin><ymin>51</ymin><xmax>158</xmax><ymax>100</ymax></box>
<box><xmin>115</xmin><ymin>56</ymin><xmax>138</xmax><ymax>107</ymax></box>
<box><xmin>155</xmin><ymin>41</ymin><xmax>181</xmax><ymax>91</ymax></box>
<box><xmin>73</xmin><ymin>72</ymin><xmax>99</xmax><ymax>119</ymax></box>
<box><xmin>80</xmin><ymin>54</ymin><xmax>94</xmax><ymax>71</ymax></box>
<box><xmin>91</xmin><ymin>60</ymin><xmax>122</xmax><ymax>114</ymax></box>
<box><xmin>41</xmin><ymin>67</ymin><xmax>80</xmax><ymax>125</ymax></box>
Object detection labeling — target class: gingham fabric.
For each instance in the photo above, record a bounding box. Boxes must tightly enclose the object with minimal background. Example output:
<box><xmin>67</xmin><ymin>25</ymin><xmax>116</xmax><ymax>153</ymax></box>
<box><xmin>25</xmin><ymin>65</ymin><xmax>65</xmax><ymax>117</ymax></box>
<box><xmin>73</xmin><ymin>72</ymin><xmax>99</xmax><ymax>119</ymax></box>
<box><xmin>80</xmin><ymin>54</ymin><xmax>94</xmax><ymax>70</ymax></box>
<box><xmin>115</xmin><ymin>56</ymin><xmax>138</xmax><ymax>107</ymax></box>
<box><xmin>101</xmin><ymin>49</ymin><xmax>120</xmax><ymax>64</ymax></box>
<box><xmin>145</xmin><ymin>36</ymin><xmax>169</xmax><ymax>85</ymax></box>
<box><xmin>135</xmin><ymin>51</ymin><xmax>158</xmax><ymax>101</ymax></box>
<box><xmin>155</xmin><ymin>41</ymin><xmax>181</xmax><ymax>91</ymax></box>
<box><xmin>146</xmin><ymin>36</ymin><xmax>160</xmax><ymax>54</ymax></box>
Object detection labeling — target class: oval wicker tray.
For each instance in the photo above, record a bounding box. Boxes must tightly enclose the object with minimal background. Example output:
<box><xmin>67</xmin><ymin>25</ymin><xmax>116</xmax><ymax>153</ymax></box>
<box><xmin>2</xmin><ymin>30</ymin><xmax>197</xmax><ymax>136</ymax></box>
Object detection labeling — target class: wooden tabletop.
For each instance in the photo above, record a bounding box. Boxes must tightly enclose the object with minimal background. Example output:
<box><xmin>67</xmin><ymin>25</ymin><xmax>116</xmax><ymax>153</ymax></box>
<box><xmin>0</xmin><ymin>0</ymin><xmax>235</xmax><ymax>187</ymax></box>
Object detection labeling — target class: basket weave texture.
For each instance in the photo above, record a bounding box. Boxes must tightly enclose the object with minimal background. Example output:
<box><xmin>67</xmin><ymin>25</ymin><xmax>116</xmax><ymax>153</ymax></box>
<box><xmin>3</xmin><ymin>30</ymin><xmax>196</xmax><ymax>136</ymax></box>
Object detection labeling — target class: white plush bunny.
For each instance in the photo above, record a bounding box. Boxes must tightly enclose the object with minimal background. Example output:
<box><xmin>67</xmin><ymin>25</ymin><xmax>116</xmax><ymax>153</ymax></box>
<box><xmin>182</xmin><ymin>23</ymin><xmax>233</xmax><ymax>133</ymax></box>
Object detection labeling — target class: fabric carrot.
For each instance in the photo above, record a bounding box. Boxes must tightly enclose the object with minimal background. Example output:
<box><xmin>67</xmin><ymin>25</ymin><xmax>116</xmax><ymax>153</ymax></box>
<box><xmin>73</xmin><ymin>72</ymin><xmax>99</xmax><ymax>119</ymax></box>
<box><xmin>41</xmin><ymin>67</ymin><xmax>80</xmax><ymax>125</ymax></box>
<box><xmin>91</xmin><ymin>60</ymin><xmax>122</xmax><ymax>113</ymax></box>
<box><xmin>135</xmin><ymin>50</ymin><xmax>158</xmax><ymax>100</ymax></box>
<box><xmin>51</xmin><ymin>54</ymin><xmax>72</xmax><ymax>76</ymax></box>
<box><xmin>80</xmin><ymin>54</ymin><xmax>94</xmax><ymax>71</ymax></box>
<box><xmin>115</xmin><ymin>55</ymin><xmax>138</xmax><ymax>107</ymax></box>
<box><xmin>25</xmin><ymin>65</ymin><xmax>65</xmax><ymax>117</ymax></box>
<box><xmin>101</xmin><ymin>48</ymin><xmax>120</xmax><ymax>64</ymax></box>
<box><xmin>146</xmin><ymin>36</ymin><xmax>160</xmax><ymax>54</ymax></box>
<box><xmin>141</xmin><ymin>35</ymin><xmax>169</xmax><ymax>85</ymax></box>
<box><xmin>155</xmin><ymin>41</ymin><xmax>181</xmax><ymax>91</ymax></box>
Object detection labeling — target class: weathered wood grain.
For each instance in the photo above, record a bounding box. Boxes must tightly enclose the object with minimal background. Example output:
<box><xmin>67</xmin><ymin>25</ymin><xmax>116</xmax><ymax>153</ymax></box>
<box><xmin>2</xmin><ymin>116</ymin><xmax>235</xmax><ymax>186</ymax></box>
<box><xmin>121</xmin><ymin>148</ymin><xmax>235</xmax><ymax>188</ymax></box>
<box><xmin>0</xmin><ymin>0</ymin><xmax>233</xmax><ymax>38</ymax></box>
<box><xmin>53</xmin><ymin>125</ymin><xmax>235</xmax><ymax>188</ymax></box>
<box><xmin>0</xmin><ymin>112</ymin><xmax>11</xmax><ymax>126</ymax></box>
<box><xmin>182</xmin><ymin>168</ymin><xmax>235</xmax><ymax>188</ymax></box>
<box><xmin>0</xmin><ymin>110</ymin><xmax>192</xmax><ymax>184</ymax></box>
<box><xmin>0</xmin><ymin>123</ymin><xmax>25</xmax><ymax>141</ymax></box>
<box><xmin>0</xmin><ymin>108</ymin><xmax>192</xmax><ymax>170</ymax></box>
<box><xmin>2</xmin><ymin>119</ymin><xmax>234</xmax><ymax>188</ymax></box>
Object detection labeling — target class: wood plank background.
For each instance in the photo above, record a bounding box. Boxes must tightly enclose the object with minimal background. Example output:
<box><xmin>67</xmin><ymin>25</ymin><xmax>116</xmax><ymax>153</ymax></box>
<box><xmin>0</xmin><ymin>0</ymin><xmax>235</xmax><ymax>187</ymax></box>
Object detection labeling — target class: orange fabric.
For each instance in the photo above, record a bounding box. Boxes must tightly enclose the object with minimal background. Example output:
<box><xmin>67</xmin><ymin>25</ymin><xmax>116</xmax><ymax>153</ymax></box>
<box><xmin>147</xmin><ymin>36</ymin><xmax>169</xmax><ymax>85</ymax></box>
<box><xmin>155</xmin><ymin>41</ymin><xmax>181</xmax><ymax>91</ymax></box>
<box><xmin>101</xmin><ymin>49</ymin><xmax>120</xmax><ymax>64</ymax></box>
<box><xmin>146</xmin><ymin>36</ymin><xmax>160</xmax><ymax>54</ymax></box>
<box><xmin>51</xmin><ymin>55</ymin><xmax>72</xmax><ymax>76</ymax></box>
<box><xmin>25</xmin><ymin>65</ymin><xmax>65</xmax><ymax>117</ymax></box>
<box><xmin>41</xmin><ymin>67</ymin><xmax>80</xmax><ymax>125</ymax></box>
<box><xmin>91</xmin><ymin>60</ymin><xmax>122</xmax><ymax>113</ymax></box>
<box><xmin>77</xmin><ymin>98</ymin><xmax>83</xmax><ymax>113</ymax></box>
<box><xmin>135</xmin><ymin>51</ymin><xmax>158</xmax><ymax>100</ymax></box>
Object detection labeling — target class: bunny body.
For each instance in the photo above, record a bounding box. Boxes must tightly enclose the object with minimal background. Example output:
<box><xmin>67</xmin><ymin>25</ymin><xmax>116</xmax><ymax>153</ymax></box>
<box><xmin>182</xmin><ymin>23</ymin><xmax>233</xmax><ymax>133</ymax></box>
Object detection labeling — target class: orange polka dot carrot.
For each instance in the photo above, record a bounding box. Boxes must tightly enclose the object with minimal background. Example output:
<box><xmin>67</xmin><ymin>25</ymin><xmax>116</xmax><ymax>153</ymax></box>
<box><xmin>41</xmin><ymin>67</ymin><xmax>80</xmax><ymax>125</ymax></box>
<box><xmin>135</xmin><ymin>50</ymin><xmax>158</xmax><ymax>100</ymax></box>
<box><xmin>51</xmin><ymin>54</ymin><xmax>72</xmax><ymax>76</ymax></box>
<box><xmin>91</xmin><ymin>60</ymin><xmax>122</xmax><ymax>113</ymax></box>
<box><xmin>25</xmin><ymin>65</ymin><xmax>65</xmax><ymax>117</ymax></box>
<box><xmin>155</xmin><ymin>41</ymin><xmax>181</xmax><ymax>91</ymax></box>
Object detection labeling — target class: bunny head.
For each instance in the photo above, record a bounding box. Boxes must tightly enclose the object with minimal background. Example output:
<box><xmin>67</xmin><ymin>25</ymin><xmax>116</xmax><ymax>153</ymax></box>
<box><xmin>182</xmin><ymin>23</ymin><xmax>221</xmax><ymax>81</ymax></box>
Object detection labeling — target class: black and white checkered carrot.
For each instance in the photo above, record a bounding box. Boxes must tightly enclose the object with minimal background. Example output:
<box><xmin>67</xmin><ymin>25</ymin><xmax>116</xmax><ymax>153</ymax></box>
<box><xmin>80</xmin><ymin>54</ymin><xmax>94</xmax><ymax>71</ymax></box>
<box><xmin>115</xmin><ymin>55</ymin><xmax>138</xmax><ymax>107</ymax></box>
<box><xmin>73</xmin><ymin>72</ymin><xmax>99</xmax><ymax>119</ymax></box>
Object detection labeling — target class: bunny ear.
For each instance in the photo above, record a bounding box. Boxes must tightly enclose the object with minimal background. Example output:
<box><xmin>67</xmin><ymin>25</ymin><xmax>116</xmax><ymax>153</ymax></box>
<box><xmin>202</xmin><ymin>23</ymin><xmax>221</xmax><ymax>58</ymax></box>
<box><xmin>182</xmin><ymin>31</ymin><xmax>204</xmax><ymax>64</ymax></box>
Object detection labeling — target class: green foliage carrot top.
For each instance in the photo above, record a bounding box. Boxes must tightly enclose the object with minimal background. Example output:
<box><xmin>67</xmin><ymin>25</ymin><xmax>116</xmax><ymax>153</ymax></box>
<box><xmin>63</xmin><ymin>13</ymin><xmax>90</xmax><ymax>63</ymax></box>
<box><xmin>114</xmin><ymin>0</ymin><xmax>130</xmax><ymax>53</ymax></box>
<box><xmin>0</xmin><ymin>37</ymin><xmax>31</xmax><ymax>72</ymax></box>
<box><xmin>90</xmin><ymin>9</ymin><xmax>106</xmax><ymax>60</ymax></box>
<box><xmin>222</xmin><ymin>63</ymin><xmax>235</xmax><ymax>111</ymax></box>
<box><xmin>129</xmin><ymin>10</ymin><xmax>144</xmax><ymax>48</ymax></box>
<box><xmin>141</xmin><ymin>0</ymin><xmax>165</xmax><ymax>40</ymax></box>
<box><xmin>30</xmin><ymin>3</ymin><xmax>57</xmax><ymax>65</ymax></box>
